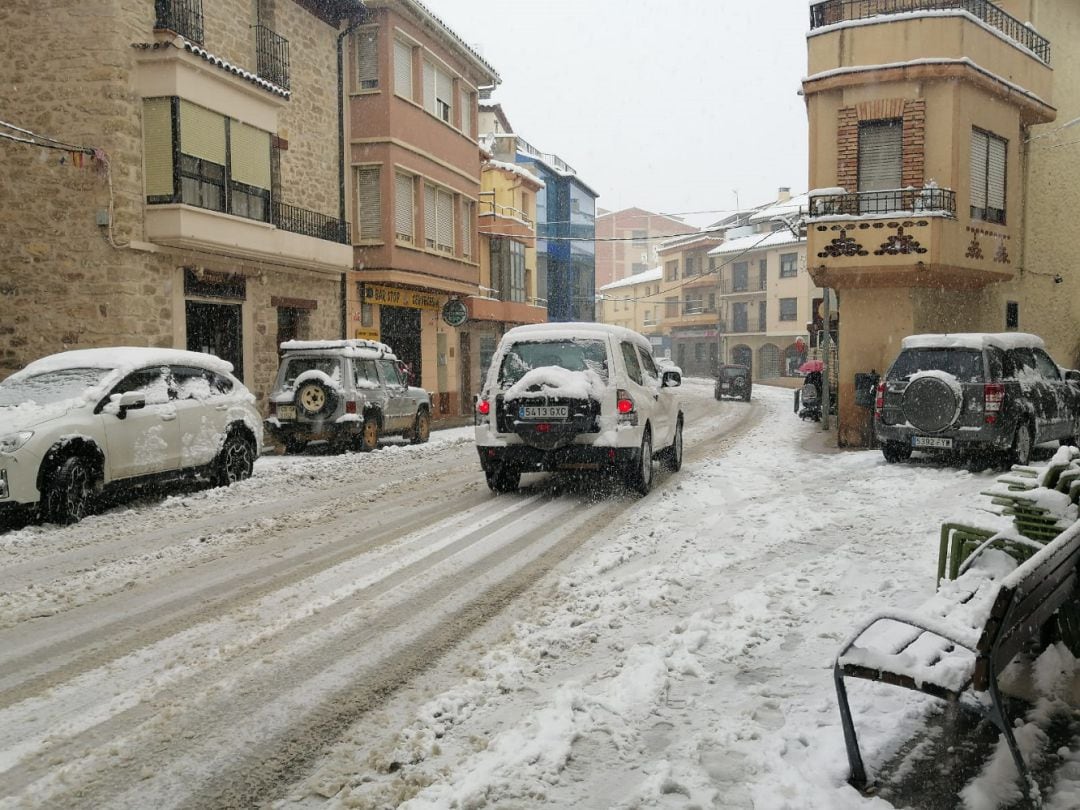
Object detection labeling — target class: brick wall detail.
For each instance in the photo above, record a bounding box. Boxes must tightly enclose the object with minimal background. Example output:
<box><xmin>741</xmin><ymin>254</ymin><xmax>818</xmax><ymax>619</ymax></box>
<box><xmin>836</xmin><ymin>98</ymin><xmax>926</xmax><ymax>192</ymax></box>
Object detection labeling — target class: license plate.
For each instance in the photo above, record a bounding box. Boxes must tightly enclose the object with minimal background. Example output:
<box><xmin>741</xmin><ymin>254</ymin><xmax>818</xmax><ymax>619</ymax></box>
<box><xmin>912</xmin><ymin>436</ymin><xmax>952</xmax><ymax>449</ymax></box>
<box><xmin>520</xmin><ymin>405</ymin><xmax>568</xmax><ymax>419</ymax></box>
<box><xmin>277</xmin><ymin>405</ymin><xmax>297</xmax><ymax>420</ymax></box>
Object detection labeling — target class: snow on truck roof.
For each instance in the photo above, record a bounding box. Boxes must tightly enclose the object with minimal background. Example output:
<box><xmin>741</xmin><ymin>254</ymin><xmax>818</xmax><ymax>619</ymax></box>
<box><xmin>900</xmin><ymin>333</ymin><xmax>1046</xmax><ymax>351</ymax></box>
<box><xmin>279</xmin><ymin>339</ymin><xmax>399</xmax><ymax>360</ymax></box>
<box><xmin>11</xmin><ymin>347</ymin><xmax>235</xmax><ymax>380</ymax></box>
<box><xmin>501</xmin><ymin>322</ymin><xmax>653</xmax><ymax>351</ymax></box>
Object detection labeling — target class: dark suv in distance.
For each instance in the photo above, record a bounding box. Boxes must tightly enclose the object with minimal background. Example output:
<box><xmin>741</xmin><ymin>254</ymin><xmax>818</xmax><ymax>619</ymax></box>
<box><xmin>875</xmin><ymin>333</ymin><xmax>1080</xmax><ymax>468</ymax></box>
<box><xmin>714</xmin><ymin>364</ymin><xmax>752</xmax><ymax>401</ymax></box>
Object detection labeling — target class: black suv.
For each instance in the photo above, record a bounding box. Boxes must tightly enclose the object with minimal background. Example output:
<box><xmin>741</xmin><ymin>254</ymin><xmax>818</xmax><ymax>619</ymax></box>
<box><xmin>714</xmin><ymin>364</ymin><xmax>752</xmax><ymax>401</ymax></box>
<box><xmin>875</xmin><ymin>333</ymin><xmax>1080</xmax><ymax>467</ymax></box>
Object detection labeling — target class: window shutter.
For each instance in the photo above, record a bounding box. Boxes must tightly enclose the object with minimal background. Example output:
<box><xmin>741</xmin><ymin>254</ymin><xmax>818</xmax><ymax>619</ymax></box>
<box><xmin>459</xmin><ymin>88</ymin><xmax>472</xmax><ymax>137</ymax></box>
<box><xmin>395</xmin><ymin>172</ymin><xmax>413</xmax><ymax>241</ymax></box>
<box><xmin>230</xmin><ymin>121</ymin><xmax>271</xmax><ymax>189</ymax></box>
<box><xmin>357</xmin><ymin>28</ymin><xmax>378</xmax><ymax>89</ymax></box>
<box><xmin>143</xmin><ymin>98</ymin><xmax>174</xmax><ymax>197</ymax></box>
<box><xmin>436</xmin><ymin>188</ymin><xmax>454</xmax><ymax>251</ymax></box>
<box><xmin>987</xmin><ymin>135</ymin><xmax>1007</xmax><ymax>211</ymax></box>
<box><xmin>424</xmin><ymin>183</ymin><xmax>436</xmax><ymax>247</ymax></box>
<box><xmin>857</xmin><ymin>120</ymin><xmax>902</xmax><ymax>192</ymax></box>
<box><xmin>356</xmin><ymin>166</ymin><xmax>381</xmax><ymax>240</ymax></box>
<box><xmin>179</xmin><ymin>100</ymin><xmax>225</xmax><ymax>164</ymax></box>
<box><xmin>970</xmin><ymin>130</ymin><xmax>988</xmax><ymax>211</ymax></box>
<box><xmin>393</xmin><ymin>40</ymin><xmax>412</xmax><ymax>98</ymax></box>
<box><xmin>422</xmin><ymin>61</ymin><xmax>436</xmax><ymax>115</ymax></box>
<box><xmin>436</xmin><ymin>69</ymin><xmax>452</xmax><ymax>121</ymax></box>
<box><xmin>461</xmin><ymin>199</ymin><xmax>473</xmax><ymax>258</ymax></box>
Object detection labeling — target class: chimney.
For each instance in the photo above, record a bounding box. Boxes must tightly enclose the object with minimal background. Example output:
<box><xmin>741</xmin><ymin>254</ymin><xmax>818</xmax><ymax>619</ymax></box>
<box><xmin>778</xmin><ymin>187</ymin><xmax>791</xmax><ymax>203</ymax></box>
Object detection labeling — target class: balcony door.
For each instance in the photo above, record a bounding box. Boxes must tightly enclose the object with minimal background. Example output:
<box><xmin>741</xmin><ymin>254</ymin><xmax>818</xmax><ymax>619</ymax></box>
<box><xmin>858</xmin><ymin>120</ymin><xmax>902</xmax><ymax>214</ymax></box>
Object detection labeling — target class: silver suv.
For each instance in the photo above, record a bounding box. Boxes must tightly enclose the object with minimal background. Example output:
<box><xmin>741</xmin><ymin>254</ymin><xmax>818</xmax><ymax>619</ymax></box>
<box><xmin>474</xmin><ymin>323</ymin><xmax>684</xmax><ymax>494</ymax></box>
<box><xmin>875</xmin><ymin>332</ymin><xmax>1080</xmax><ymax>468</ymax></box>
<box><xmin>265</xmin><ymin>340</ymin><xmax>432</xmax><ymax>453</ymax></box>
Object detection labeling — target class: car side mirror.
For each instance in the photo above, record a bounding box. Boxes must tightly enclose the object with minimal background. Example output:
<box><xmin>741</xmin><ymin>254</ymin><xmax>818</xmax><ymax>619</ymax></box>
<box><xmin>662</xmin><ymin>370</ymin><xmax>682</xmax><ymax>388</ymax></box>
<box><xmin>111</xmin><ymin>391</ymin><xmax>146</xmax><ymax>419</ymax></box>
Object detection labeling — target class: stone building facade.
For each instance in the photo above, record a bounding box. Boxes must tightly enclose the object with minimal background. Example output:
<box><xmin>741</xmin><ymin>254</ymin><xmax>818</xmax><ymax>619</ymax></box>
<box><xmin>0</xmin><ymin>0</ymin><xmax>357</xmax><ymax>407</ymax></box>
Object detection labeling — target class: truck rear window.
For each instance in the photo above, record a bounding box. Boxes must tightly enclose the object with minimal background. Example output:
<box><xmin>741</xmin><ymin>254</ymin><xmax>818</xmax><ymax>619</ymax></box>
<box><xmin>498</xmin><ymin>339</ymin><xmax>609</xmax><ymax>387</ymax></box>
<box><xmin>887</xmin><ymin>349</ymin><xmax>984</xmax><ymax>383</ymax></box>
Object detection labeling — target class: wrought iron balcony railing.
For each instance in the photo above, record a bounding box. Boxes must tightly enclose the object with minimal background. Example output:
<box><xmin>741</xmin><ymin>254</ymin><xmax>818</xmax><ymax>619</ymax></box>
<box><xmin>809</xmin><ymin>0</ymin><xmax>1050</xmax><ymax>65</ymax></box>
<box><xmin>154</xmin><ymin>0</ymin><xmax>204</xmax><ymax>44</ymax></box>
<box><xmin>719</xmin><ymin>279</ymin><xmax>768</xmax><ymax>294</ymax></box>
<box><xmin>272</xmin><ymin>201</ymin><xmax>350</xmax><ymax>244</ymax></box>
<box><xmin>809</xmin><ymin>187</ymin><xmax>957</xmax><ymax>218</ymax></box>
<box><xmin>255</xmin><ymin>24</ymin><xmax>290</xmax><ymax>90</ymax></box>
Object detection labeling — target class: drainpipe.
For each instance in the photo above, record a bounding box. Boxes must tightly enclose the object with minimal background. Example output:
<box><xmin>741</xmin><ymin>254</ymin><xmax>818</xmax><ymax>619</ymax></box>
<box><xmin>337</xmin><ymin>6</ymin><xmax>366</xmax><ymax>338</ymax></box>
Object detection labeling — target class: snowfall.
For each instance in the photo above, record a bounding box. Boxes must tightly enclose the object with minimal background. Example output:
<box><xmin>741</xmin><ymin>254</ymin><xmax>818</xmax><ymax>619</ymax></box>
<box><xmin>4</xmin><ymin>380</ymin><xmax>1080</xmax><ymax>809</ymax></box>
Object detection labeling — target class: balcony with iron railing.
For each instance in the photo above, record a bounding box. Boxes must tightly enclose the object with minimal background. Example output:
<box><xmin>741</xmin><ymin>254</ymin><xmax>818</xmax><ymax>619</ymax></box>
<box><xmin>254</xmin><ymin>24</ymin><xmax>290</xmax><ymax>90</ymax></box>
<box><xmin>806</xmin><ymin>187</ymin><xmax>1016</xmax><ymax>288</ymax></box>
<box><xmin>809</xmin><ymin>0</ymin><xmax>1050</xmax><ymax>65</ymax></box>
<box><xmin>154</xmin><ymin>0</ymin><xmax>204</xmax><ymax>44</ymax></box>
<box><xmin>719</xmin><ymin>279</ymin><xmax>768</xmax><ymax>295</ymax></box>
<box><xmin>271</xmin><ymin>201</ymin><xmax>349</xmax><ymax>244</ymax></box>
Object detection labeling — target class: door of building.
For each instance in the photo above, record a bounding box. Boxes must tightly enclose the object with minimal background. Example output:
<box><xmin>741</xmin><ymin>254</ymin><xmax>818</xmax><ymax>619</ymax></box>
<box><xmin>379</xmin><ymin>305</ymin><xmax>422</xmax><ymax>384</ymax></box>
<box><xmin>459</xmin><ymin>331</ymin><xmax>472</xmax><ymax>415</ymax></box>
<box><xmin>186</xmin><ymin>300</ymin><xmax>243</xmax><ymax>381</ymax></box>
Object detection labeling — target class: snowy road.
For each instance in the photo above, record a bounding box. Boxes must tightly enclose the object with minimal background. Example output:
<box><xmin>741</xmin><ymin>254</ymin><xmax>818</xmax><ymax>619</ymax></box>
<box><xmin>0</xmin><ymin>379</ymin><xmax>754</xmax><ymax>808</ymax></box>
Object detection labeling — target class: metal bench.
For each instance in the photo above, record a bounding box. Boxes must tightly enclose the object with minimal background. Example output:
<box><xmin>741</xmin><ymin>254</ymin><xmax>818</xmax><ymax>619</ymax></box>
<box><xmin>834</xmin><ymin>519</ymin><xmax>1080</xmax><ymax>803</ymax></box>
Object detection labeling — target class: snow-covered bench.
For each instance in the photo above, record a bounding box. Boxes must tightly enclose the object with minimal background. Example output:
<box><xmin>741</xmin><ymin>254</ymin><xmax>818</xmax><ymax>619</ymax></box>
<box><xmin>834</xmin><ymin>518</ymin><xmax>1080</xmax><ymax>803</ymax></box>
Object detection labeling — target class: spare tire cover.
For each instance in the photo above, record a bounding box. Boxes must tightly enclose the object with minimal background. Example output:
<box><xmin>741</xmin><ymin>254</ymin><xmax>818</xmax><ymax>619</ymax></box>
<box><xmin>902</xmin><ymin>376</ymin><xmax>961</xmax><ymax>433</ymax></box>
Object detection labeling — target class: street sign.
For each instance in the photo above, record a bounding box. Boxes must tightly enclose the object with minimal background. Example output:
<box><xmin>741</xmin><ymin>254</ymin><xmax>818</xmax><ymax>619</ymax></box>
<box><xmin>441</xmin><ymin>298</ymin><xmax>468</xmax><ymax>327</ymax></box>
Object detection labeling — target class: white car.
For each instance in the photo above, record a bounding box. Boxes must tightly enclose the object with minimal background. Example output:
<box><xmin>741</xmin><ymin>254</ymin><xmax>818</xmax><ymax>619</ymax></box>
<box><xmin>0</xmin><ymin>347</ymin><xmax>262</xmax><ymax>524</ymax></box>
<box><xmin>474</xmin><ymin>322</ymin><xmax>684</xmax><ymax>494</ymax></box>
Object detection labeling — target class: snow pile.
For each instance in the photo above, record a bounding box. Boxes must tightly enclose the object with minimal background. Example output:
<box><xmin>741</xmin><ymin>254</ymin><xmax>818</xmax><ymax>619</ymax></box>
<box><xmin>503</xmin><ymin>366</ymin><xmax>605</xmax><ymax>402</ymax></box>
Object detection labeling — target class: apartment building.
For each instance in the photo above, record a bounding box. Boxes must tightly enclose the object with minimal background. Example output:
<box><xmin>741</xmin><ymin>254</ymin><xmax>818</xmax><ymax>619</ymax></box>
<box><xmin>480</xmin><ymin>104</ymin><xmax>599</xmax><ymax>324</ymax></box>
<box><xmin>654</xmin><ymin>232</ymin><xmax>725</xmax><ymax>377</ymax></box>
<box><xmin>0</xmin><ymin>0</ymin><xmax>358</xmax><ymax>404</ymax></box>
<box><xmin>461</xmin><ymin>157</ymin><xmax>546</xmax><ymax>407</ymax></box>
<box><xmin>804</xmin><ymin>0</ymin><xmax>1080</xmax><ymax>445</ymax></box>
<box><xmin>597</xmin><ymin>266</ymin><xmax>665</xmax><ymax>354</ymax></box>
<box><xmin>345</xmin><ymin>0</ymin><xmax>499</xmax><ymax>418</ymax></box>
<box><xmin>595</xmin><ymin>208</ymin><xmax>697</xmax><ymax>290</ymax></box>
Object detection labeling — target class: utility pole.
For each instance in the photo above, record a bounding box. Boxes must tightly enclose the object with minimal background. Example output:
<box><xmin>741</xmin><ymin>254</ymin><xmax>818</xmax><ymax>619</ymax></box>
<box><xmin>821</xmin><ymin>287</ymin><xmax>831</xmax><ymax>432</ymax></box>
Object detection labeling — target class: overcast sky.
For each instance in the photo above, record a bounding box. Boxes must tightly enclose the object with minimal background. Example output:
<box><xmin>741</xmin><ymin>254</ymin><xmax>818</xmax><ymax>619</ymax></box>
<box><xmin>422</xmin><ymin>0</ymin><xmax>812</xmax><ymax>224</ymax></box>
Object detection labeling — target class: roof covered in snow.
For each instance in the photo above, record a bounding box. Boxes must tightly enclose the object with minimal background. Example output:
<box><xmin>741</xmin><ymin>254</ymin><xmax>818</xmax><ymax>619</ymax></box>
<box><xmin>11</xmin><ymin>347</ymin><xmax>236</xmax><ymax>379</ymax></box>
<box><xmin>599</xmin><ymin>267</ymin><xmax>662</xmax><ymax>292</ymax></box>
<box><xmin>708</xmin><ymin>228</ymin><xmax>804</xmax><ymax>256</ymax></box>
<box><xmin>501</xmin><ymin>322</ymin><xmax>651</xmax><ymax>352</ymax></box>
<box><xmin>901</xmin><ymin>333</ymin><xmax>1047</xmax><ymax>351</ymax></box>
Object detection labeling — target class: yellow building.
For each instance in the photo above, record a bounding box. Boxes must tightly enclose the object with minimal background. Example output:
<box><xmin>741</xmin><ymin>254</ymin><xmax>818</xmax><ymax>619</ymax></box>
<box><xmin>459</xmin><ymin>156</ymin><xmax>546</xmax><ymax>405</ymax></box>
<box><xmin>654</xmin><ymin>232</ymin><xmax>725</xmax><ymax>376</ymax></box>
<box><xmin>598</xmin><ymin>266</ymin><xmax>664</xmax><ymax>351</ymax></box>
<box><xmin>804</xmin><ymin>0</ymin><xmax>1080</xmax><ymax>445</ymax></box>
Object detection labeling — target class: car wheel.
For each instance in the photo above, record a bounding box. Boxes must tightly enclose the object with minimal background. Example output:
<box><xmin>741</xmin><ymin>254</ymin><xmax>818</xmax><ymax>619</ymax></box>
<box><xmin>881</xmin><ymin>441</ymin><xmax>912</xmax><ymax>464</ymax></box>
<box><xmin>714</xmin><ymin>388</ymin><xmax>722</xmax><ymax>401</ymax></box>
<box><xmin>44</xmin><ymin>455</ymin><xmax>95</xmax><ymax>524</ymax></box>
<box><xmin>486</xmin><ymin>465</ymin><xmax>520</xmax><ymax>493</ymax></box>
<box><xmin>215</xmin><ymin>431</ymin><xmax>255</xmax><ymax>487</ymax></box>
<box><xmin>282</xmin><ymin>437</ymin><xmax>307</xmax><ymax>454</ymax></box>
<box><xmin>410</xmin><ymin>409</ymin><xmax>431</xmax><ymax>445</ymax></box>
<box><xmin>1010</xmin><ymin>422</ymin><xmax>1034</xmax><ymax>467</ymax></box>
<box><xmin>625</xmin><ymin>429</ymin><xmax>654</xmax><ymax>495</ymax></box>
<box><xmin>358</xmin><ymin>415</ymin><xmax>379</xmax><ymax>452</ymax></box>
<box><xmin>742</xmin><ymin>387</ymin><xmax>752</xmax><ymax>402</ymax></box>
<box><xmin>295</xmin><ymin>380</ymin><xmax>337</xmax><ymax>418</ymax></box>
<box><xmin>661</xmin><ymin>418</ymin><xmax>683</xmax><ymax>472</ymax></box>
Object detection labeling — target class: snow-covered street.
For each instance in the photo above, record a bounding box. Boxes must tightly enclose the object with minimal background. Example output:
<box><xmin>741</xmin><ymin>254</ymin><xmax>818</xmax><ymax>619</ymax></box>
<box><xmin>2</xmin><ymin>380</ymin><xmax>1079</xmax><ymax>809</ymax></box>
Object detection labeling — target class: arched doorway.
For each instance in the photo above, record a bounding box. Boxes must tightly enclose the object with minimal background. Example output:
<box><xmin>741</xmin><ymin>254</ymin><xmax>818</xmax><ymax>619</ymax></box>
<box><xmin>758</xmin><ymin>343</ymin><xmax>780</xmax><ymax>378</ymax></box>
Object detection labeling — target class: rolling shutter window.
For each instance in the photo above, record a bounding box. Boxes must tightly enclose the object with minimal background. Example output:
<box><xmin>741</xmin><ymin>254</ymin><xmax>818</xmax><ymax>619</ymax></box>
<box><xmin>179</xmin><ymin>100</ymin><xmax>226</xmax><ymax>164</ymax></box>
<box><xmin>357</xmin><ymin>28</ymin><xmax>378</xmax><ymax>89</ymax></box>
<box><xmin>393</xmin><ymin>40</ymin><xmax>413</xmax><ymax>99</ymax></box>
<box><xmin>356</xmin><ymin>166</ymin><xmax>381</xmax><ymax>240</ymax></box>
<box><xmin>422</xmin><ymin>61</ymin><xmax>436</xmax><ymax>115</ymax></box>
<box><xmin>460</xmin><ymin>199</ymin><xmax>473</xmax><ymax>258</ymax></box>
<box><xmin>230</xmin><ymin>121</ymin><xmax>271</xmax><ymax>190</ymax></box>
<box><xmin>857</xmin><ymin>120</ymin><xmax>902</xmax><ymax>191</ymax></box>
<box><xmin>424</xmin><ymin>183</ymin><xmax>437</xmax><ymax>247</ymax></box>
<box><xmin>436</xmin><ymin>188</ymin><xmax>454</xmax><ymax>252</ymax></box>
<box><xmin>459</xmin><ymin>88</ymin><xmax>472</xmax><ymax>137</ymax></box>
<box><xmin>395</xmin><ymin>172</ymin><xmax>414</xmax><ymax>241</ymax></box>
<box><xmin>143</xmin><ymin>98</ymin><xmax>174</xmax><ymax>197</ymax></box>
<box><xmin>970</xmin><ymin>130</ymin><xmax>988</xmax><ymax>212</ymax></box>
<box><xmin>987</xmin><ymin>135</ymin><xmax>1007</xmax><ymax>214</ymax></box>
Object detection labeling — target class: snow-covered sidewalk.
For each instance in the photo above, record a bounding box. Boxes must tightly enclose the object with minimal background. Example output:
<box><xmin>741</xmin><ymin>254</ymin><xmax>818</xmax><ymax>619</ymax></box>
<box><xmin>287</xmin><ymin>383</ymin><xmax>1080</xmax><ymax>809</ymax></box>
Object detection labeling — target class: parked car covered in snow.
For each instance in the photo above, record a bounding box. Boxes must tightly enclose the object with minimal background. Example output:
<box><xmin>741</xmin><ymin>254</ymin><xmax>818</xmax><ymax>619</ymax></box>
<box><xmin>474</xmin><ymin>322</ymin><xmax>684</xmax><ymax>494</ymax></box>
<box><xmin>265</xmin><ymin>339</ymin><xmax>432</xmax><ymax>453</ymax></box>
<box><xmin>875</xmin><ymin>332</ymin><xmax>1080</xmax><ymax>467</ymax></box>
<box><xmin>0</xmin><ymin>347</ymin><xmax>261</xmax><ymax>524</ymax></box>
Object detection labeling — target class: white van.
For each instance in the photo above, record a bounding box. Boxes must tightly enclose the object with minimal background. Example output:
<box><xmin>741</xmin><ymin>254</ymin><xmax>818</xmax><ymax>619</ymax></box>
<box><xmin>474</xmin><ymin>322</ymin><xmax>684</xmax><ymax>494</ymax></box>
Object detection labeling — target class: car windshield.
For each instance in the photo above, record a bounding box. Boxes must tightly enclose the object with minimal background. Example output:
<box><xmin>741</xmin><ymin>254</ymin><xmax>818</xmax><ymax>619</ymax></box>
<box><xmin>0</xmin><ymin>367</ymin><xmax>112</xmax><ymax>406</ymax></box>
<box><xmin>888</xmin><ymin>349</ymin><xmax>984</xmax><ymax>383</ymax></box>
<box><xmin>281</xmin><ymin>357</ymin><xmax>342</xmax><ymax>388</ymax></box>
<box><xmin>497</xmin><ymin>339</ymin><xmax>608</xmax><ymax>387</ymax></box>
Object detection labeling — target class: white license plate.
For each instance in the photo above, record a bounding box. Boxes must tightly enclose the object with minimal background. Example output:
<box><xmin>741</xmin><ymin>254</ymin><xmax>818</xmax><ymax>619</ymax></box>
<box><xmin>520</xmin><ymin>405</ymin><xmax>569</xmax><ymax>419</ymax></box>
<box><xmin>277</xmin><ymin>405</ymin><xmax>297</xmax><ymax>420</ymax></box>
<box><xmin>912</xmin><ymin>436</ymin><xmax>952</xmax><ymax>449</ymax></box>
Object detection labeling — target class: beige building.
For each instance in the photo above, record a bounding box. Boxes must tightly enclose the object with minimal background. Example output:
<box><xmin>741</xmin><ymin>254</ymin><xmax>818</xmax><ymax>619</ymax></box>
<box><xmin>0</xmin><ymin>0</ymin><xmax>358</xmax><ymax>406</ymax></box>
<box><xmin>597</xmin><ymin>266</ymin><xmax>664</xmax><ymax>348</ymax></box>
<box><xmin>804</xmin><ymin>0</ymin><xmax>1080</xmax><ymax>445</ymax></box>
<box><xmin>654</xmin><ymin>232</ymin><xmax>725</xmax><ymax>376</ymax></box>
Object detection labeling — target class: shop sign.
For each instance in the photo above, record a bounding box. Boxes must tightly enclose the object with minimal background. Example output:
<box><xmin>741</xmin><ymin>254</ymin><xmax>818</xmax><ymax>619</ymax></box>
<box><xmin>441</xmin><ymin>298</ymin><xmax>469</xmax><ymax>327</ymax></box>
<box><xmin>671</xmin><ymin>329</ymin><xmax>717</xmax><ymax>339</ymax></box>
<box><xmin>354</xmin><ymin>327</ymin><xmax>380</xmax><ymax>341</ymax></box>
<box><xmin>362</xmin><ymin>284</ymin><xmax>441</xmax><ymax>310</ymax></box>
